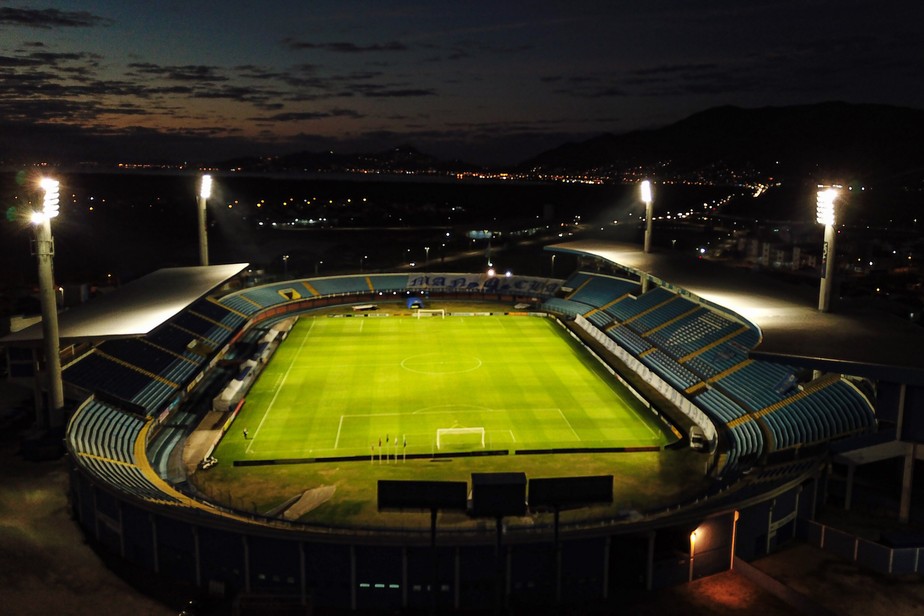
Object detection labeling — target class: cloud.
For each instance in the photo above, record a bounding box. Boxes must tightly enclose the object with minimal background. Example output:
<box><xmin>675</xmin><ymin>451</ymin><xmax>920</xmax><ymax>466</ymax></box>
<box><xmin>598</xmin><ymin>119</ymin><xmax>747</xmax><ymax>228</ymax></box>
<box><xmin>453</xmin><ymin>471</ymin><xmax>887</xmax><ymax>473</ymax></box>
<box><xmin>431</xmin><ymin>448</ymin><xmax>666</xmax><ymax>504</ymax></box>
<box><xmin>358</xmin><ymin>87</ymin><xmax>437</xmax><ymax>98</ymax></box>
<box><xmin>0</xmin><ymin>49</ymin><xmax>100</xmax><ymax>69</ymax></box>
<box><xmin>632</xmin><ymin>63</ymin><xmax>720</xmax><ymax>77</ymax></box>
<box><xmin>252</xmin><ymin>108</ymin><xmax>363</xmax><ymax>123</ymax></box>
<box><xmin>126</xmin><ymin>63</ymin><xmax>228</xmax><ymax>83</ymax></box>
<box><xmin>234</xmin><ymin>64</ymin><xmax>296</xmax><ymax>81</ymax></box>
<box><xmin>543</xmin><ymin>74</ymin><xmax>629</xmax><ymax>98</ymax></box>
<box><xmin>283</xmin><ymin>39</ymin><xmax>408</xmax><ymax>53</ymax></box>
<box><xmin>0</xmin><ymin>7</ymin><xmax>111</xmax><ymax>29</ymax></box>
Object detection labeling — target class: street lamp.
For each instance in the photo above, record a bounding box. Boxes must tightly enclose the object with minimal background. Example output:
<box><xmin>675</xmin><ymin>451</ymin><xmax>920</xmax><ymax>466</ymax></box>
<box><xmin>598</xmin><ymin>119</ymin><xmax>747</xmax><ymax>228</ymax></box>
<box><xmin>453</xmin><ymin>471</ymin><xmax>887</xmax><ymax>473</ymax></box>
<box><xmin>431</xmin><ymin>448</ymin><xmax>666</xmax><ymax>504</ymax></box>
<box><xmin>197</xmin><ymin>174</ymin><xmax>212</xmax><ymax>266</ymax></box>
<box><xmin>33</xmin><ymin>177</ymin><xmax>65</xmax><ymax>428</ymax></box>
<box><xmin>424</xmin><ymin>246</ymin><xmax>430</xmax><ymax>266</ymax></box>
<box><xmin>640</xmin><ymin>180</ymin><xmax>654</xmax><ymax>253</ymax></box>
<box><xmin>282</xmin><ymin>254</ymin><xmax>289</xmax><ymax>277</ymax></box>
<box><xmin>816</xmin><ymin>185</ymin><xmax>840</xmax><ymax>312</ymax></box>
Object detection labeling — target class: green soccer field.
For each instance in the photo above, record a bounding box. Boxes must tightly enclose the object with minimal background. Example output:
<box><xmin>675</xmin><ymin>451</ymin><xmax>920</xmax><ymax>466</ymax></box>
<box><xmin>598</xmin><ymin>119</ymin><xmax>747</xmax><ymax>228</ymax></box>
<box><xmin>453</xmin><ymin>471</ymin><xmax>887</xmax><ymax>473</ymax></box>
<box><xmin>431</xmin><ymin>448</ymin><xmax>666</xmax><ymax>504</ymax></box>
<box><xmin>222</xmin><ymin>314</ymin><xmax>672</xmax><ymax>462</ymax></box>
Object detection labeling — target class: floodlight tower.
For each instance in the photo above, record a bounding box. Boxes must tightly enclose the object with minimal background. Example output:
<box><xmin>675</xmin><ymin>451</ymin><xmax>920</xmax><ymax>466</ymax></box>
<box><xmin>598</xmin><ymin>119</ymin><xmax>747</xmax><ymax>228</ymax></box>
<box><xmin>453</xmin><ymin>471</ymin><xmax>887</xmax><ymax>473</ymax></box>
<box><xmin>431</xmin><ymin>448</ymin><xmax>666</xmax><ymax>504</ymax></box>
<box><xmin>816</xmin><ymin>186</ymin><xmax>840</xmax><ymax>312</ymax></box>
<box><xmin>640</xmin><ymin>180</ymin><xmax>654</xmax><ymax>253</ymax></box>
<box><xmin>32</xmin><ymin>177</ymin><xmax>65</xmax><ymax>428</ymax></box>
<box><xmin>197</xmin><ymin>174</ymin><xmax>212</xmax><ymax>266</ymax></box>
<box><xmin>689</xmin><ymin>531</ymin><xmax>698</xmax><ymax>582</ymax></box>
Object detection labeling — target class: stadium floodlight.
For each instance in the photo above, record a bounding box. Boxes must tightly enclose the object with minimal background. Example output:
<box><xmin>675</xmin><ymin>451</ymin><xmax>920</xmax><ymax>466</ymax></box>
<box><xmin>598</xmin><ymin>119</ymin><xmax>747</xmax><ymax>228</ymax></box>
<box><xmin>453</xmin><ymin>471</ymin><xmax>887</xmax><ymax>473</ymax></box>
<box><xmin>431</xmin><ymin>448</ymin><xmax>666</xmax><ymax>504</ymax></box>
<box><xmin>32</xmin><ymin>176</ymin><xmax>65</xmax><ymax>429</ymax></box>
<box><xmin>199</xmin><ymin>173</ymin><xmax>212</xmax><ymax>200</ymax></box>
<box><xmin>197</xmin><ymin>174</ymin><xmax>212</xmax><ymax>266</ymax></box>
<box><xmin>640</xmin><ymin>180</ymin><xmax>654</xmax><ymax>253</ymax></box>
<box><xmin>31</xmin><ymin>177</ymin><xmax>60</xmax><ymax>223</ymax></box>
<box><xmin>816</xmin><ymin>185</ymin><xmax>841</xmax><ymax>312</ymax></box>
<box><xmin>816</xmin><ymin>186</ymin><xmax>837</xmax><ymax>226</ymax></box>
<box><xmin>689</xmin><ymin>530</ymin><xmax>698</xmax><ymax>582</ymax></box>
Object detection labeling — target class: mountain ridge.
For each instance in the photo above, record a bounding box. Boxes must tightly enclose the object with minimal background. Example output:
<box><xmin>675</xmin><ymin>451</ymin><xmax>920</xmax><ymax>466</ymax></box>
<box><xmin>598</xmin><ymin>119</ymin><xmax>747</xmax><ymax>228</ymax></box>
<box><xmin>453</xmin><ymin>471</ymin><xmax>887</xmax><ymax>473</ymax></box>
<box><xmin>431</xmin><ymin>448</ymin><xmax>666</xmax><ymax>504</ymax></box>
<box><xmin>520</xmin><ymin>102</ymin><xmax>924</xmax><ymax>184</ymax></box>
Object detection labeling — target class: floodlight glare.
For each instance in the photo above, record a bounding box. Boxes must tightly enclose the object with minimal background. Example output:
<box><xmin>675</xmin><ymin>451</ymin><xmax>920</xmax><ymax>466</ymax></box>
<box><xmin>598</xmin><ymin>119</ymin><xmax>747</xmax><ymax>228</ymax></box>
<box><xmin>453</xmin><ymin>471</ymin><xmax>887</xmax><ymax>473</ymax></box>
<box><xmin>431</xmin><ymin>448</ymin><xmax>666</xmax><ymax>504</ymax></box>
<box><xmin>36</xmin><ymin>177</ymin><xmax>60</xmax><ymax>222</ymax></box>
<box><xmin>640</xmin><ymin>179</ymin><xmax>652</xmax><ymax>204</ymax></box>
<box><xmin>199</xmin><ymin>174</ymin><xmax>212</xmax><ymax>200</ymax></box>
<box><xmin>641</xmin><ymin>179</ymin><xmax>654</xmax><ymax>253</ymax></box>
<box><xmin>197</xmin><ymin>174</ymin><xmax>212</xmax><ymax>266</ymax></box>
<box><xmin>816</xmin><ymin>187</ymin><xmax>838</xmax><ymax>226</ymax></box>
<box><xmin>32</xmin><ymin>176</ymin><xmax>65</xmax><ymax>427</ymax></box>
<box><xmin>816</xmin><ymin>185</ymin><xmax>842</xmax><ymax>313</ymax></box>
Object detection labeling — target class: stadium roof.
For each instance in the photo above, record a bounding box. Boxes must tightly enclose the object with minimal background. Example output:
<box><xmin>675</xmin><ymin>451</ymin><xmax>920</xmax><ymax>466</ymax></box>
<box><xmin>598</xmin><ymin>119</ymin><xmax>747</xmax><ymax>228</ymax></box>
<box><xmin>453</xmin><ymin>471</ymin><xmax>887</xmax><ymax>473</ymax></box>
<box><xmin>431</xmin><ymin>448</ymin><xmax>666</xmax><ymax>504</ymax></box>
<box><xmin>547</xmin><ymin>240</ymin><xmax>924</xmax><ymax>384</ymax></box>
<box><xmin>1</xmin><ymin>263</ymin><xmax>248</xmax><ymax>345</ymax></box>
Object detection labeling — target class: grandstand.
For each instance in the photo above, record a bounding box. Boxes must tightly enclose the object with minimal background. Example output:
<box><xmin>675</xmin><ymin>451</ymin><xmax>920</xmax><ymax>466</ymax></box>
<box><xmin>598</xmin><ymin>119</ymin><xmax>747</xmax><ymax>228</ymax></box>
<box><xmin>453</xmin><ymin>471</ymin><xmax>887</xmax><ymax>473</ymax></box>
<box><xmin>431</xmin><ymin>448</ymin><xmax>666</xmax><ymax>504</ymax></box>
<box><xmin>547</xmin><ymin>268</ymin><xmax>876</xmax><ymax>476</ymax></box>
<box><xmin>3</xmin><ymin>240</ymin><xmax>922</xmax><ymax>613</ymax></box>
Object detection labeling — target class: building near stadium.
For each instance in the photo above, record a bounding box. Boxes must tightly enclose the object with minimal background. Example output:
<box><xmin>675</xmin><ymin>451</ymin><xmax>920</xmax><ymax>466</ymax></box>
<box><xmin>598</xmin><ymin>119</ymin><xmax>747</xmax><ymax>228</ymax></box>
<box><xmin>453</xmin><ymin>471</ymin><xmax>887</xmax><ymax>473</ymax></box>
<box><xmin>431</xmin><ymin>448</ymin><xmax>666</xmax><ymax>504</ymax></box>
<box><xmin>3</xmin><ymin>240</ymin><xmax>923</xmax><ymax>613</ymax></box>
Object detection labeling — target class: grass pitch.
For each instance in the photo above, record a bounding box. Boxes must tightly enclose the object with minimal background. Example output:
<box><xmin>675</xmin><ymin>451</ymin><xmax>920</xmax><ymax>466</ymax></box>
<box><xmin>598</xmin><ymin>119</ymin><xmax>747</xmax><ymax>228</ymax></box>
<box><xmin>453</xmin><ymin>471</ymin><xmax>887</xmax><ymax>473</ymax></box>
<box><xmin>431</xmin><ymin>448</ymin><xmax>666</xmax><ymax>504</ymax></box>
<box><xmin>222</xmin><ymin>314</ymin><xmax>671</xmax><ymax>462</ymax></box>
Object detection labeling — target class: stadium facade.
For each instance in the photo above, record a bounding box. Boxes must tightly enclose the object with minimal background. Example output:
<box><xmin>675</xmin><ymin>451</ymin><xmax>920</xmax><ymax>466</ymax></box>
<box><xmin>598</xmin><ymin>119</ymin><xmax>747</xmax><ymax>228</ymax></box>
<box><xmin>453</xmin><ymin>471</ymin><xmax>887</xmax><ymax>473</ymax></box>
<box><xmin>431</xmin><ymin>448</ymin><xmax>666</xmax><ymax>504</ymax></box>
<box><xmin>4</xmin><ymin>243</ymin><xmax>923</xmax><ymax>612</ymax></box>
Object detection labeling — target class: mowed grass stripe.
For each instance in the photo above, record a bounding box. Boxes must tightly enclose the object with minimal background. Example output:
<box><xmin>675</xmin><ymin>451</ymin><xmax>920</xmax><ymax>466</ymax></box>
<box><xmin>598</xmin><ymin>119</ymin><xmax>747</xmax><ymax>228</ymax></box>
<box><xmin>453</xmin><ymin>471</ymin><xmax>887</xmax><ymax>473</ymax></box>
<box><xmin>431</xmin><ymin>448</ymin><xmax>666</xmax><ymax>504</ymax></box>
<box><xmin>228</xmin><ymin>315</ymin><xmax>670</xmax><ymax>459</ymax></box>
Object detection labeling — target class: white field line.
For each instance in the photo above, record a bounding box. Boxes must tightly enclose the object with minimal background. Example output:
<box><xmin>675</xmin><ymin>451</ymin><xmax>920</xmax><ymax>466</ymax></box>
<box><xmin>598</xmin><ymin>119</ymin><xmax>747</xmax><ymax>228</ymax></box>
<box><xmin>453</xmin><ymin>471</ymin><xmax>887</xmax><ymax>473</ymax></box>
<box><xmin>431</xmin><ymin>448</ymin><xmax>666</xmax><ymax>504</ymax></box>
<box><xmin>342</xmin><ymin>407</ymin><xmax>565</xmax><ymax>419</ymax></box>
<box><xmin>640</xmin><ymin>415</ymin><xmax>659</xmax><ymax>438</ymax></box>
<box><xmin>251</xmin><ymin>432</ymin><xmax>432</xmax><ymax>458</ymax></box>
<box><xmin>334</xmin><ymin>415</ymin><xmax>345</xmax><ymax>449</ymax></box>
<box><xmin>246</xmin><ymin>319</ymin><xmax>315</xmax><ymax>453</ymax></box>
<box><xmin>556</xmin><ymin>408</ymin><xmax>581</xmax><ymax>441</ymax></box>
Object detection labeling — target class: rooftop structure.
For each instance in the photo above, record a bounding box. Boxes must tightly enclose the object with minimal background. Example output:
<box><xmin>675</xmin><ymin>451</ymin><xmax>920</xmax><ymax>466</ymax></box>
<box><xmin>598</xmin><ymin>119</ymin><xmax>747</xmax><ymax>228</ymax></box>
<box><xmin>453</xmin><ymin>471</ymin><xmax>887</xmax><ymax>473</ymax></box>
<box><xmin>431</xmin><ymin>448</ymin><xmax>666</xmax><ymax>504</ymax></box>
<box><xmin>2</xmin><ymin>264</ymin><xmax>249</xmax><ymax>345</ymax></box>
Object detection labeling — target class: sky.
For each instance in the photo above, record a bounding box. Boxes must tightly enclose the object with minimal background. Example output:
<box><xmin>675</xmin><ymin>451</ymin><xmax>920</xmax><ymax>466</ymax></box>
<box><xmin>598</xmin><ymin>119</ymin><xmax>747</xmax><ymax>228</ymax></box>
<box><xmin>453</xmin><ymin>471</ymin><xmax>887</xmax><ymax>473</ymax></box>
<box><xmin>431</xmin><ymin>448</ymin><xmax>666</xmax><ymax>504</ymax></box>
<box><xmin>1</xmin><ymin>0</ymin><xmax>923</xmax><ymax>165</ymax></box>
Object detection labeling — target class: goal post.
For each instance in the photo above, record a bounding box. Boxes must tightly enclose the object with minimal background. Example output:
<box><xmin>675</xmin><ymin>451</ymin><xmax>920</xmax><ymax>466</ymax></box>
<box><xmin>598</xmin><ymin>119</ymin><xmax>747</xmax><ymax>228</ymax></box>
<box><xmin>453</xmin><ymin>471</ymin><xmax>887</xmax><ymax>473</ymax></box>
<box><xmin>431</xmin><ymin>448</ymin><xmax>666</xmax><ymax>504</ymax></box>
<box><xmin>436</xmin><ymin>426</ymin><xmax>485</xmax><ymax>450</ymax></box>
<box><xmin>416</xmin><ymin>308</ymin><xmax>445</xmax><ymax>319</ymax></box>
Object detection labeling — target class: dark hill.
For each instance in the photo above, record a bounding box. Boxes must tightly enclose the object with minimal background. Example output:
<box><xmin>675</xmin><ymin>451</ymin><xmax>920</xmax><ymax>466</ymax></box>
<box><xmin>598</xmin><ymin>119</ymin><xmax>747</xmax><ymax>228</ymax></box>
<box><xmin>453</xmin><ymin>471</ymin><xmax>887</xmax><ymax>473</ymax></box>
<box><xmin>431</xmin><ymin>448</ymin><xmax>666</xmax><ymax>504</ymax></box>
<box><xmin>522</xmin><ymin>102</ymin><xmax>924</xmax><ymax>185</ymax></box>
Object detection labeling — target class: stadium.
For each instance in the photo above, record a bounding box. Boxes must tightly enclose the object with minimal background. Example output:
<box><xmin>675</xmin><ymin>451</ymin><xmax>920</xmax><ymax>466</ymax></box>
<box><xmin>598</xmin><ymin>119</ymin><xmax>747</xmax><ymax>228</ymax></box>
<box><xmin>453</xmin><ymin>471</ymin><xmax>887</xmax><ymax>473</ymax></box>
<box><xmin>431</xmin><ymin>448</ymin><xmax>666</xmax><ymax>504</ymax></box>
<box><xmin>4</xmin><ymin>238</ymin><xmax>924</xmax><ymax>614</ymax></box>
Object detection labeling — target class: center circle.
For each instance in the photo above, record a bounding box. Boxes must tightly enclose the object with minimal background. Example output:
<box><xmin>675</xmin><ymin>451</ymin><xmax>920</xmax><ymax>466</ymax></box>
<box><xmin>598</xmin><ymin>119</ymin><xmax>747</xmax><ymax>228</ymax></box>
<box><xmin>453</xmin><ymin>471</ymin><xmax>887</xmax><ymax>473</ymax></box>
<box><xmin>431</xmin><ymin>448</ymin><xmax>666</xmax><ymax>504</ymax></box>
<box><xmin>400</xmin><ymin>352</ymin><xmax>482</xmax><ymax>375</ymax></box>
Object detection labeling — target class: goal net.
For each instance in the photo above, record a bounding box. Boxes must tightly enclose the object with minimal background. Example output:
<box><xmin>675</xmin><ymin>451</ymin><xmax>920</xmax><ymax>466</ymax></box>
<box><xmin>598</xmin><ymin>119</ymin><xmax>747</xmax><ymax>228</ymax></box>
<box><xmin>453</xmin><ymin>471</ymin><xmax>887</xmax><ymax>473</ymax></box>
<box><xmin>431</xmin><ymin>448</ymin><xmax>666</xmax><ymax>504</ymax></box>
<box><xmin>436</xmin><ymin>426</ymin><xmax>485</xmax><ymax>450</ymax></box>
<box><xmin>416</xmin><ymin>308</ymin><xmax>445</xmax><ymax>319</ymax></box>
